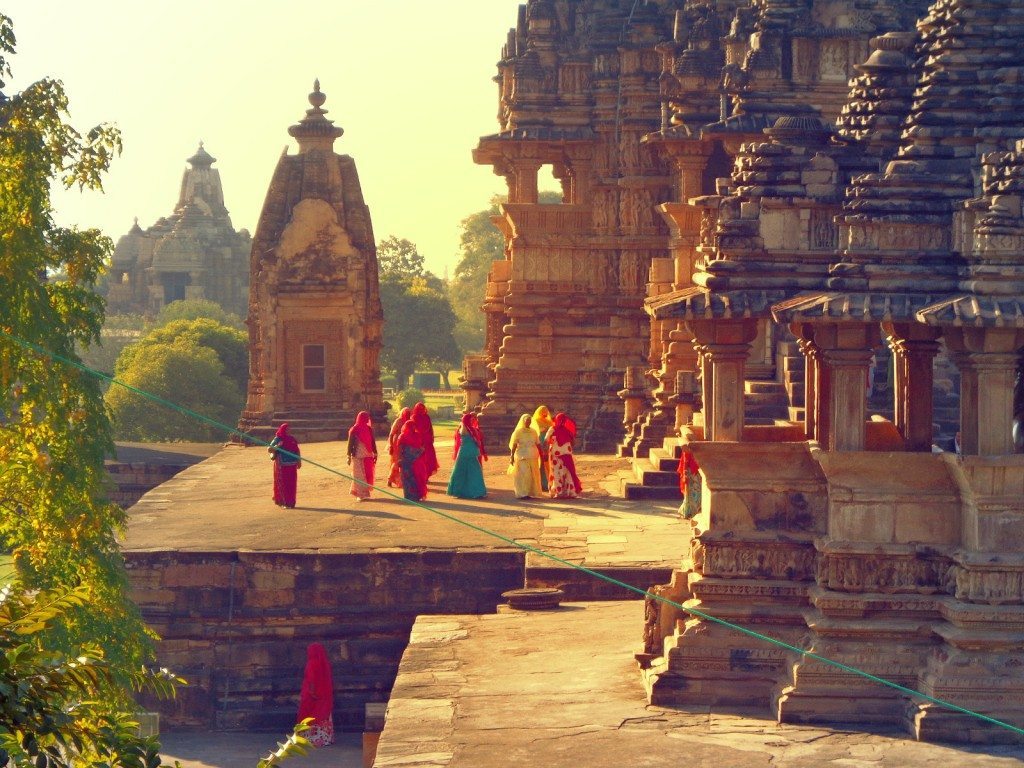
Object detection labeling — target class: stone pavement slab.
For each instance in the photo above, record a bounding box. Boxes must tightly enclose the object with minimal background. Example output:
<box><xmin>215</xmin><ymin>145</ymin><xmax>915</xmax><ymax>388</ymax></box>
<box><xmin>374</xmin><ymin>601</ymin><xmax>1024</xmax><ymax>768</ymax></box>
<box><xmin>123</xmin><ymin>443</ymin><xmax>688</xmax><ymax>580</ymax></box>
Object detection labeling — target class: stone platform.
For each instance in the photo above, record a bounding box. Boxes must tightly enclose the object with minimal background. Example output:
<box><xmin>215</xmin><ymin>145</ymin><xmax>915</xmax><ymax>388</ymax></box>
<box><xmin>123</xmin><ymin>442</ymin><xmax>686</xmax><ymax>730</ymax></box>
<box><xmin>375</xmin><ymin>602</ymin><xmax>1024</xmax><ymax>768</ymax></box>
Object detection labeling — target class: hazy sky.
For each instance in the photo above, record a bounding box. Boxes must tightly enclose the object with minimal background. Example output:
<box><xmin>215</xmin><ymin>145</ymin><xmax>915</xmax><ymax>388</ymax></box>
<box><xmin>6</xmin><ymin>1</ymin><xmax>550</xmax><ymax>275</ymax></box>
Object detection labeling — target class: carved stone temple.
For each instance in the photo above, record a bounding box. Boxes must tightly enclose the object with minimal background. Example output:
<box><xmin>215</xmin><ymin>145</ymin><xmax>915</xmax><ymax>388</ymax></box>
<box><xmin>236</xmin><ymin>82</ymin><xmax>386</xmax><ymax>443</ymax></box>
<box><xmin>107</xmin><ymin>144</ymin><xmax>251</xmax><ymax>317</ymax></box>
<box><xmin>475</xmin><ymin>0</ymin><xmax>1024</xmax><ymax>744</ymax></box>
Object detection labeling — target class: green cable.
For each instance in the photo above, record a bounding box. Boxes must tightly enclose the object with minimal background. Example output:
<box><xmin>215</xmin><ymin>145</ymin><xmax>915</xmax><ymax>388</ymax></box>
<box><xmin>3</xmin><ymin>326</ymin><xmax>1022</xmax><ymax>738</ymax></box>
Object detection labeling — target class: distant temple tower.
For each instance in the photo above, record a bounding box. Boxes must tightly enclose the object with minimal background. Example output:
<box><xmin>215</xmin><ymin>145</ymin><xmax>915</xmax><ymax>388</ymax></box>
<box><xmin>237</xmin><ymin>81</ymin><xmax>386</xmax><ymax>442</ymax></box>
<box><xmin>107</xmin><ymin>143</ymin><xmax>251</xmax><ymax>317</ymax></box>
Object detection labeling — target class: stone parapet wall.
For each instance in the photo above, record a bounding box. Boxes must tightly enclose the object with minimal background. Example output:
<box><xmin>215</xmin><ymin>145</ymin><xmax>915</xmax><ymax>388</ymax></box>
<box><xmin>125</xmin><ymin>550</ymin><xmax>524</xmax><ymax>731</ymax></box>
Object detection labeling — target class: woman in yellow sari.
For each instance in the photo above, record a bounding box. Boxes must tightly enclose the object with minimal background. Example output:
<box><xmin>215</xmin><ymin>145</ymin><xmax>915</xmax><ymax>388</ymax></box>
<box><xmin>532</xmin><ymin>405</ymin><xmax>555</xmax><ymax>492</ymax></box>
<box><xmin>508</xmin><ymin>414</ymin><xmax>542</xmax><ymax>499</ymax></box>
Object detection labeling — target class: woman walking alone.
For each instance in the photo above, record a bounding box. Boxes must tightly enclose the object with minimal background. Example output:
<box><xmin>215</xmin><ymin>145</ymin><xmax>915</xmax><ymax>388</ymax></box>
<box><xmin>268</xmin><ymin>423</ymin><xmax>301</xmax><ymax>508</ymax></box>
<box><xmin>297</xmin><ymin>642</ymin><xmax>334</xmax><ymax>747</ymax></box>
<box><xmin>346</xmin><ymin>411</ymin><xmax>377</xmax><ymax>501</ymax></box>
<box><xmin>447</xmin><ymin>413</ymin><xmax>488</xmax><ymax>499</ymax></box>
<box><xmin>508</xmin><ymin>414</ymin><xmax>542</xmax><ymax>499</ymax></box>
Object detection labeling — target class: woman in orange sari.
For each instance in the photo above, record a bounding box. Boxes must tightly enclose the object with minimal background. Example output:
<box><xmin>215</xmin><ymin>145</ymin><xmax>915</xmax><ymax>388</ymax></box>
<box><xmin>387</xmin><ymin>407</ymin><xmax>412</xmax><ymax>487</ymax></box>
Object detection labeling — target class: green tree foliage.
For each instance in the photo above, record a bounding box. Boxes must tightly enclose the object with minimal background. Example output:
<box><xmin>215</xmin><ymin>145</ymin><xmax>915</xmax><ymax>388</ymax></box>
<box><xmin>381</xmin><ymin>276</ymin><xmax>461</xmax><ymax>390</ymax></box>
<box><xmin>106</xmin><ymin>343</ymin><xmax>242</xmax><ymax>441</ymax></box>
<box><xmin>378</xmin><ymin>237</ymin><xmax>461</xmax><ymax>388</ymax></box>
<box><xmin>377</xmin><ymin>235</ymin><xmax>427</xmax><ymax>281</ymax></box>
<box><xmin>397</xmin><ymin>388</ymin><xmax>424</xmax><ymax>410</ymax></box>
<box><xmin>154</xmin><ymin>298</ymin><xmax>244</xmax><ymax>330</ymax></box>
<box><xmin>0</xmin><ymin>582</ymin><xmax>179</xmax><ymax>768</ymax></box>
<box><xmin>0</xmin><ymin>12</ymin><xmax>150</xmax><ymax>677</ymax></box>
<box><xmin>116</xmin><ymin>318</ymin><xmax>248</xmax><ymax>394</ymax></box>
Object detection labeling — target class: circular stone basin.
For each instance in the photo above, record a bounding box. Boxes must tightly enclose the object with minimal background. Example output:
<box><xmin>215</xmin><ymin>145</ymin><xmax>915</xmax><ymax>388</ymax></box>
<box><xmin>501</xmin><ymin>587</ymin><xmax>565</xmax><ymax>610</ymax></box>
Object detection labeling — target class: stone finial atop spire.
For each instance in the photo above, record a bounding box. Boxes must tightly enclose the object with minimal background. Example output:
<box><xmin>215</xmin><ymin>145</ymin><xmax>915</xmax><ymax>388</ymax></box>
<box><xmin>187</xmin><ymin>141</ymin><xmax>216</xmax><ymax>168</ymax></box>
<box><xmin>288</xmin><ymin>79</ymin><xmax>344</xmax><ymax>153</ymax></box>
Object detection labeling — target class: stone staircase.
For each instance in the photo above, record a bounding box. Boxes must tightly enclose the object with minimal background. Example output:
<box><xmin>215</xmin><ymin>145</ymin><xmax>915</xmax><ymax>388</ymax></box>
<box><xmin>620</xmin><ymin>374</ymin><xmax>805</xmax><ymax>500</ymax></box>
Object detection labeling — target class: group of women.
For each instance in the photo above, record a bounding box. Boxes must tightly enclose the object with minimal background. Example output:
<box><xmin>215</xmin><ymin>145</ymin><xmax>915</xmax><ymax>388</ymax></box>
<box><xmin>508</xmin><ymin>406</ymin><xmax>582</xmax><ymax>500</ymax></box>
<box><xmin>268</xmin><ymin>402</ymin><xmax>583</xmax><ymax>507</ymax></box>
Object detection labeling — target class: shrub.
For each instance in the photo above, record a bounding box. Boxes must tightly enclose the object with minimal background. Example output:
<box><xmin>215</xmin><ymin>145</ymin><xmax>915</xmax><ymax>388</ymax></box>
<box><xmin>397</xmin><ymin>387</ymin><xmax>424</xmax><ymax>410</ymax></box>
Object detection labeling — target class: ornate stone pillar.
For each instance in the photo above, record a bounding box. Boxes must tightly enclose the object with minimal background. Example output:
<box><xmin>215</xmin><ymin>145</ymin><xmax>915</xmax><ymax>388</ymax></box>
<box><xmin>883</xmin><ymin>322</ymin><xmax>942</xmax><ymax>452</ymax></box>
<box><xmin>686</xmin><ymin>319</ymin><xmax>758</xmax><ymax>442</ymax></box>
<box><xmin>806</xmin><ymin>322</ymin><xmax>881</xmax><ymax>452</ymax></box>
<box><xmin>791</xmin><ymin>323</ymin><xmax>819</xmax><ymax>442</ymax></box>
<box><xmin>510</xmin><ymin>160</ymin><xmax>541</xmax><ymax>204</ymax></box>
<box><xmin>944</xmin><ymin>328</ymin><xmax>1024</xmax><ymax>457</ymax></box>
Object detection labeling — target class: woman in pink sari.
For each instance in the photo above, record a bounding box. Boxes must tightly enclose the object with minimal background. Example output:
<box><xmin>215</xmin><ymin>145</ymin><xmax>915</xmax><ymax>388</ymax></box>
<box><xmin>411</xmin><ymin>402</ymin><xmax>439</xmax><ymax>478</ymax></box>
<box><xmin>546</xmin><ymin>413</ymin><xmax>582</xmax><ymax>498</ymax></box>
<box><xmin>387</xmin><ymin>407</ymin><xmax>412</xmax><ymax>487</ymax></box>
<box><xmin>268</xmin><ymin>423</ymin><xmax>301</xmax><ymax>508</ymax></box>
<box><xmin>346</xmin><ymin>411</ymin><xmax>377</xmax><ymax>501</ymax></box>
<box><xmin>297</xmin><ymin>642</ymin><xmax>334</xmax><ymax>747</ymax></box>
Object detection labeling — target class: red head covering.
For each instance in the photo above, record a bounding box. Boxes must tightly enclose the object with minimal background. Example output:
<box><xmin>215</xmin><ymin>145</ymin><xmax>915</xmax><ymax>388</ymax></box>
<box><xmin>551</xmin><ymin>412</ymin><xmax>576</xmax><ymax>445</ymax></box>
<box><xmin>297</xmin><ymin>642</ymin><xmax>333</xmax><ymax>724</ymax></box>
<box><xmin>348</xmin><ymin>410</ymin><xmax>374</xmax><ymax>451</ymax></box>
<box><xmin>274</xmin><ymin>422</ymin><xmax>299</xmax><ymax>454</ymax></box>
<box><xmin>411</xmin><ymin>402</ymin><xmax>433</xmax><ymax>439</ymax></box>
<box><xmin>397</xmin><ymin>420</ymin><xmax>423</xmax><ymax>449</ymax></box>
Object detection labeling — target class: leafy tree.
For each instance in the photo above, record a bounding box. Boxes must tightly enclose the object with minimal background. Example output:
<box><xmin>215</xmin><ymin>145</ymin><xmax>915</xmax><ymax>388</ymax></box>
<box><xmin>106</xmin><ymin>342</ymin><xmax>243</xmax><ymax>441</ymax></box>
<box><xmin>154</xmin><ymin>298</ymin><xmax>244</xmax><ymax>330</ymax></box>
<box><xmin>381</xmin><ymin>276</ymin><xmax>461</xmax><ymax>389</ymax></box>
<box><xmin>0</xmin><ymin>11</ymin><xmax>151</xmax><ymax>681</ymax></box>
<box><xmin>377</xmin><ymin>235</ymin><xmax>426</xmax><ymax>282</ymax></box>
<box><xmin>397</xmin><ymin>388</ymin><xmax>424</xmax><ymax>410</ymax></box>
<box><xmin>117</xmin><ymin>318</ymin><xmax>248</xmax><ymax>394</ymax></box>
<box><xmin>0</xmin><ymin>582</ymin><xmax>179</xmax><ymax>768</ymax></box>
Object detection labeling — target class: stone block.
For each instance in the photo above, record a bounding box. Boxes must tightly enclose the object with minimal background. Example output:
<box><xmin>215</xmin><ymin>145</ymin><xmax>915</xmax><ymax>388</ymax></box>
<box><xmin>830</xmin><ymin>502</ymin><xmax>895</xmax><ymax>542</ymax></box>
<box><xmin>250</xmin><ymin>570</ymin><xmax>297</xmax><ymax>590</ymax></box>
<box><xmin>894</xmin><ymin>501</ymin><xmax>959</xmax><ymax>545</ymax></box>
<box><xmin>161</xmin><ymin>563</ymin><xmax>235</xmax><ymax>588</ymax></box>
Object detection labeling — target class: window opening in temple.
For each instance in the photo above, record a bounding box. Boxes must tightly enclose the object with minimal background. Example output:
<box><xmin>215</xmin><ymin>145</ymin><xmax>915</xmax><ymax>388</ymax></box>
<box><xmin>537</xmin><ymin>164</ymin><xmax>563</xmax><ymax>203</ymax></box>
<box><xmin>302</xmin><ymin>344</ymin><xmax>326</xmax><ymax>392</ymax></box>
<box><xmin>161</xmin><ymin>273</ymin><xmax>190</xmax><ymax>304</ymax></box>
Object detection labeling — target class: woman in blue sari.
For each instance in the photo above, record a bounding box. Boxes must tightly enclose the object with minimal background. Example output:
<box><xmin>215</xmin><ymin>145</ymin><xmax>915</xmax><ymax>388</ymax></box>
<box><xmin>447</xmin><ymin>413</ymin><xmax>487</xmax><ymax>499</ymax></box>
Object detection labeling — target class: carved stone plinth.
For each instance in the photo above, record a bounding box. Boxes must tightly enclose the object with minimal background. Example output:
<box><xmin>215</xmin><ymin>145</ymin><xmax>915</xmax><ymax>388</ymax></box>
<box><xmin>643</xmin><ymin>441</ymin><xmax>826</xmax><ymax>707</ymax></box>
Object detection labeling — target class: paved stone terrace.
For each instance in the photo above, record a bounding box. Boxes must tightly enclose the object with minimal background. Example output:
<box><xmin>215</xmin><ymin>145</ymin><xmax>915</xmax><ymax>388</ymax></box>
<box><xmin>123</xmin><ymin>441</ymin><xmax>686</xmax><ymax>578</ymax></box>
<box><xmin>377</xmin><ymin>602</ymin><xmax>1024</xmax><ymax>768</ymax></box>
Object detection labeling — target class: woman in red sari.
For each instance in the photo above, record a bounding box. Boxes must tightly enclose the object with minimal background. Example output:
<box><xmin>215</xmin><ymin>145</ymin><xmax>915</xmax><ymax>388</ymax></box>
<box><xmin>411</xmin><ymin>402</ymin><xmax>439</xmax><ymax>478</ymax></box>
<box><xmin>387</xmin><ymin>407</ymin><xmax>412</xmax><ymax>487</ymax></box>
<box><xmin>268</xmin><ymin>423</ymin><xmax>301</xmax><ymax>508</ymax></box>
<box><xmin>346</xmin><ymin>411</ymin><xmax>377</xmax><ymax>501</ymax></box>
<box><xmin>297</xmin><ymin>642</ymin><xmax>334</xmax><ymax>747</ymax></box>
<box><xmin>546</xmin><ymin>413</ymin><xmax>582</xmax><ymax>498</ymax></box>
<box><xmin>397</xmin><ymin>421</ymin><xmax>428</xmax><ymax>501</ymax></box>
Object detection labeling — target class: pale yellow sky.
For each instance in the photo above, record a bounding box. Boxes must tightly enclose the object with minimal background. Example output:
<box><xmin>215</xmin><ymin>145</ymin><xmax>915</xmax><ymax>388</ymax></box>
<box><xmin>6</xmin><ymin>1</ymin><xmax>552</xmax><ymax>275</ymax></box>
